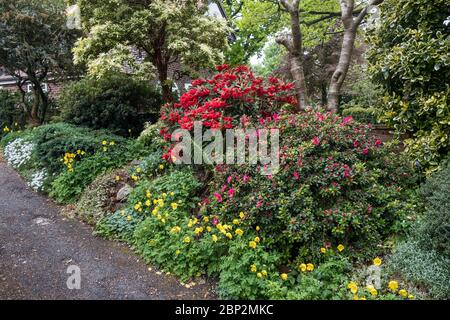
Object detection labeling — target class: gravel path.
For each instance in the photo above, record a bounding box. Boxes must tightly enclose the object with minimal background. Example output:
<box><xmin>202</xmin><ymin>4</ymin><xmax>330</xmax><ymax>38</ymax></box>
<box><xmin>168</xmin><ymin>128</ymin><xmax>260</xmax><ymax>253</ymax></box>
<box><xmin>0</xmin><ymin>159</ymin><xmax>215</xmax><ymax>300</ymax></box>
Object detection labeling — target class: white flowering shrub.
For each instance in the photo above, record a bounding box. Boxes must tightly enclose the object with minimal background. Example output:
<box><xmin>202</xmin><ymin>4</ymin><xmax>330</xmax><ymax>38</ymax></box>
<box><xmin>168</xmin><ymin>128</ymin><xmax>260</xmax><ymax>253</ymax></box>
<box><xmin>28</xmin><ymin>169</ymin><xmax>48</xmax><ymax>191</ymax></box>
<box><xmin>4</xmin><ymin>138</ymin><xmax>35</xmax><ymax>168</ymax></box>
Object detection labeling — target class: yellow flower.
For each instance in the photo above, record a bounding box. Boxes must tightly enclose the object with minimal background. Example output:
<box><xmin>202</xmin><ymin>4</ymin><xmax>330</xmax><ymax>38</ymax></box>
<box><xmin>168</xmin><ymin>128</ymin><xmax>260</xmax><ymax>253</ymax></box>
<box><xmin>408</xmin><ymin>294</ymin><xmax>414</xmax><ymax>300</ymax></box>
<box><xmin>306</xmin><ymin>263</ymin><xmax>314</xmax><ymax>272</ymax></box>
<box><xmin>353</xmin><ymin>295</ymin><xmax>359</xmax><ymax>300</ymax></box>
<box><xmin>256</xmin><ymin>226</ymin><xmax>260</xmax><ymax>231</ymax></box>
<box><xmin>299</xmin><ymin>263</ymin><xmax>307</xmax><ymax>272</ymax></box>
<box><xmin>126</xmin><ymin>215</ymin><xmax>132</xmax><ymax>221</ymax></box>
<box><xmin>195</xmin><ymin>227</ymin><xmax>204</xmax><ymax>235</ymax></box>
<box><xmin>348</xmin><ymin>281</ymin><xmax>358</xmax><ymax>294</ymax></box>
<box><xmin>203</xmin><ymin>216</ymin><xmax>209</xmax><ymax>223</ymax></box>
<box><xmin>280</xmin><ymin>273</ymin><xmax>288</xmax><ymax>281</ymax></box>
<box><xmin>388</xmin><ymin>280</ymin><xmax>399</xmax><ymax>292</ymax></box>
<box><xmin>367</xmin><ymin>285</ymin><xmax>378</xmax><ymax>296</ymax></box>
<box><xmin>359</xmin><ymin>297</ymin><xmax>366</xmax><ymax>300</ymax></box>
<box><xmin>212</xmin><ymin>234</ymin><xmax>218</xmax><ymax>242</ymax></box>
<box><xmin>249</xmin><ymin>241</ymin><xmax>257</xmax><ymax>249</ymax></box>
<box><xmin>254</xmin><ymin>236</ymin><xmax>260</xmax><ymax>243</ymax></box>
<box><xmin>206</xmin><ymin>226</ymin><xmax>212</xmax><ymax>232</ymax></box>
<box><xmin>320</xmin><ymin>247</ymin><xmax>326</xmax><ymax>253</ymax></box>
<box><xmin>146</xmin><ymin>191</ymin><xmax>152</xmax><ymax>198</ymax></box>
<box><xmin>109</xmin><ymin>141</ymin><xmax>115</xmax><ymax>146</ymax></box>
<box><xmin>239</xmin><ymin>211</ymin><xmax>245</xmax><ymax>219</ymax></box>
<box><xmin>102</xmin><ymin>140</ymin><xmax>107</xmax><ymax>146</ymax></box>
<box><xmin>170</xmin><ymin>226</ymin><xmax>181</xmax><ymax>233</ymax></box>
<box><xmin>159</xmin><ymin>164</ymin><xmax>164</xmax><ymax>170</ymax></box>
<box><xmin>261</xmin><ymin>270</ymin><xmax>267</xmax><ymax>277</ymax></box>
<box><xmin>134</xmin><ymin>203</ymin><xmax>141</xmax><ymax>210</ymax></box>
<box><xmin>120</xmin><ymin>210</ymin><xmax>125</xmax><ymax>216</ymax></box>
<box><xmin>399</xmin><ymin>289</ymin><xmax>408</xmax><ymax>297</ymax></box>
<box><xmin>131</xmin><ymin>175</ymin><xmax>138</xmax><ymax>181</ymax></box>
<box><xmin>232</xmin><ymin>219</ymin><xmax>240</xmax><ymax>225</ymax></box>
<box><xmin>76</xmin><ymin>150</ymin><xmax>82</xmax><ymax>155</ymax></box>
<box><xmin>171</xmin><ymin>202</ymin><xmax>178</xmax><ymax>210</ymax></box>
<box><xmin>183</xmin><ymin>236</ymin><xmax>191</xmax><ymax>243</ymax></box>
<box><xmin>175</xmin><ymin>249</ymin><xmax>181</xmax><ymax>255</ymax></box>
<box><xmin>250</xmin><ymin>264</ymin><xmax>257</xmax><ymax>272</ymax></box>
<box><xmin>337</xmin><ymin>244</ymin><xmax>345</xmax><ymax>252</ymax></box>
<box><xmin>235</xmin><ymin>228</ymin><xmax>243</xmax><ymax>236</ymax></box>
<box><xmin>115</xmin><ymin>175</ymin><xmax>121</xmax><ymax>182</ymax></box>
<box><xmin>225</xmin><ymin>232</ymin><xmax>233</xmax><ymax>239</ymax></box>
<box><xmin>373</xmin><ymin>257</ymin><xmax>382</xmax><ymax>266</ymax></box>
<box><xmin>257</xmin><ymin>272</ymin><xmax>263</xmax><ymax>278</ymax></box>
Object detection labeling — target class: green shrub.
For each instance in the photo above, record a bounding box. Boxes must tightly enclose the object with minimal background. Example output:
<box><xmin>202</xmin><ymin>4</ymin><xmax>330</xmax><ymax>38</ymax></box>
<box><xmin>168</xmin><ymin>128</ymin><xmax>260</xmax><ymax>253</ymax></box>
<box><xmin>341</xmin><ymin>106</ymin><xmax>378</xmax><ymax>124</ymax></box>
<box><xmin>367</xmin><ymin>0</ymin><xmax>450</xmax><ymax>173</ymax></box>
<box><xmin>75</xmin><ymin>168</ymin><xmax>128</xmax><ymax>224</ymax></box>
<box><xmin>206</xmin><ymin>110</ymin><xmax>421</xmax><ymax>262</ymax></box>
<box><xmin>137</xmin><ymin>121</ymin><xmax>168</xmax><ymax>151</ymax></box>
<box><xmin>50</xmin><ymin>139</ymin><xmax>147</xmax><ymax>203</ymax></box>
<box><xmin>388</xmin><ymin>240</ymin><xmax>450</xmax><ymax>299</ymax></box>
<box><xmin>0</xmin><ymin>89</ymin><xmax>23</xmax><ymax>134</ymax></box>
<box><xmin>59</xmin><ymin>73</ymin><xmax>163</xmax><ymax>136</ymax></box>
<box><xmin>31</xmin><ymin>123</ymin><xmax>126</xmax><ymax>176</ymax></box>
<box><xmin>96</xmin><ymin>208</ymin><xmax>144</xmax><ymax>243</ymax></box>
<box><xmin>416</xmin><ymin>161</ymin><xmax>450</xmax><ymax>257</ymax></box>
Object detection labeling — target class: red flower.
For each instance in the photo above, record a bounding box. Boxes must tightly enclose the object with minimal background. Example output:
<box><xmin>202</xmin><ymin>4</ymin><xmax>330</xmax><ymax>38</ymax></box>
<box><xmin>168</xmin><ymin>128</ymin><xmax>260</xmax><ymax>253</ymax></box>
<box><xmin>312</xmin><ymin>136</ymin><xmax>320</xmax><ymax>146</ymax></box>
<box><xmin>375</xmin><ymin>139</ymin><xmax>382</xmax><ymax>147</ymax></box>
<box><xmin>362</xmin><ymin>148</ymin><xmax>369</xmax><ymax>155</ymax></box>
<box><xmin>353</xmin><ymin>140</ymin><xmax>360</xmax><ymax>148</ymax></box>
<box><xmin>214</xmin><ymin>192</ymin><xmax>223</xmax><ymax>203</ymax></box>
<box><xmin>293</xmin><ymin>171</ymin><xmax>299</xmax><ymax>180</ymax></box>
<box><xmin>228</xmin><ymin>188</ymin><xmax>235</xmax><ymax>197</ymax></box>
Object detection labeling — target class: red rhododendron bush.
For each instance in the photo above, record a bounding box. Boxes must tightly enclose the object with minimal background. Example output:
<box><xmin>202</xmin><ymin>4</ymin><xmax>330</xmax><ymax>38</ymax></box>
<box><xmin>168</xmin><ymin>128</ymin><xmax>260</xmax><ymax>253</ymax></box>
<box><xmin>131</xmin><ymin>66</ymin><xmax>421</xmax><ymax>299</ymax></box>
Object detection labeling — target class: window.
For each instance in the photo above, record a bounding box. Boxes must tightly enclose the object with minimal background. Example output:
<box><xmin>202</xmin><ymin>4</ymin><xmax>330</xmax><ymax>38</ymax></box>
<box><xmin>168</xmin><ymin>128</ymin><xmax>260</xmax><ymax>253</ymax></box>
<box><xmin>26</xmin><ymin>83</ymin><xmax>48</xmax><ymax>93</ymax></box>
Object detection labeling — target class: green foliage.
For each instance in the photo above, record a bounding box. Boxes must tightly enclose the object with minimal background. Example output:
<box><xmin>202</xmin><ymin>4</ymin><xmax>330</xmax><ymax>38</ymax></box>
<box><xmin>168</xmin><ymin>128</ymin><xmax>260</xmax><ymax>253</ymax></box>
<box><xmin>341</xmin><ymin>106</ymin><xmax>378</xmax><ymax>124</ymax></box>
<box><xmin>31</xmin><ymin>123</ymin><xmax>125</xmax><ymax>176</ymax></box>
<box><xmin>367</xmin><ymin>0</ymin><xmax>450</xmax><ymax>173</ymax></box>
<box><xmin>207</xmin><ymin>111</ymin><xmax>421</xmax><ymax>262</ymax></box>
<box><xmin>74</xmin><ymin>0</ymin><xmax>229</xmax><ymax>100</ymax></box>
<box><xmin>416</xmin><ymin>162</ymin><xmax>450</xmax><ymax>258</ymax></box>
<box><xmin>49</xmin><ymin>139</ymin><xmax>147</xmax><ymax>203</ymax></box>
<box><xmin>75</xmin><ymin>168</ymin><xmax>127</xmax><ymax>224</ymax></box>
<box><xmin>0</xmin><ymin>0</ymin><xmax>80</xmax><ymax>124</ymax></box>
<box><xmin>96</xmin><ymin>208</ymin><xmax>144</xmax><ymax>243</ymax></box>
<box><xmin>59</xmin><ymin>74</ymin><xmax>163</xmax><ymax>136</ymax></box>
<box><xmin>388</xmin><ymin>240</ymin><xmax>450</xmax><ymax>299</ymax></box>
<box><xmin>137</xmin><ymin>121</ymin><xmax>169</xmax><ymax>151</ymax></box>
<box><xmin>0</xmin><ymin>90</ymin><xmax>23</xmax><ymax>131</ymax></box>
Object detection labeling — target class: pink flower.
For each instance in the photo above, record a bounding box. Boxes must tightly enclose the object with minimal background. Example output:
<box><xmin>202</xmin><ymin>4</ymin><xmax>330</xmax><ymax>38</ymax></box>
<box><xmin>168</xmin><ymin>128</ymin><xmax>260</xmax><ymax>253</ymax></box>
<box><xmin>256</xmin><ymin>200</ymin><xmax>264</xmax><ymax>208</ymax></box>
<box><xmin>214</xmin><ymin>192</ymin><xmax>223</xmax><ymax>203</ymax></box>
<box><xmin>362</xmin><ymin>148</ymin><xmax>369</xmax><ymax>155</ymax></box>
<box><xmin>227</xmin><ymin>176</ymin><xmax>232</xmax><ymax>184</ymax></box>
<box><xmin>375</xmin><ymin>139</ymin><xmax>382</xmax><ymax>147</ymax></box>
<box><xmin>367</xmin><ymin>205</ymin><xmax>373</xmax><ymax>214</ymax></box>
<box><xmin>221</xmin><ymin>184</ymin><xmax>227</xmax><ymax>192</ymax></box>
<box><xmin>343</xmin><ymin>169</ymin><xmax>350</xmax><ymax>178</ymax></box>
<box><xmin>315</xmin><ymin>112</ymin><xmax>325</xmax><ymax>122</ymax></box>
<box><xmin>228</xmin><ymin>188</ymin><xmax>235</xmax><ymax>197</ymax></box>
<box><xmin>353</xmin><ymin>140</ymin><xmax>360</xmax><ymax>148</ymax></box>
<box><xmin>293</xmin><ymin>171</ymin><xmax>299</xmax><ymax>180</ymax></box>
<box><xmin>243</xmin><ymin>175</ymin><xmax>250</xmax><ymax>183</ymax></box>
<box><xmin>272</xmin><ymin>113</ymin><xmax>279</xmax><ymax>122</ymax></box>
<box><xmin>312</xmin><ymin>136</ymin><xmax>320</xmax><ymax>146</ymax></box>
<box><xmin>212</xmin><ymin>216</ymin><xmax>218</xmax><ymax>225</ymax></box>
<box><xmin>343</xmin><ymin>116</ymin><xmax>353</xmax><ymax>125</ymax></box>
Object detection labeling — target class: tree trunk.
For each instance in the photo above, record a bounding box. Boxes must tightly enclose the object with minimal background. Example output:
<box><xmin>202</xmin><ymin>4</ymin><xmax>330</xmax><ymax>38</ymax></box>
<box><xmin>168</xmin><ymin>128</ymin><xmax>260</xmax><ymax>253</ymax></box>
<box><xmin>328</xmin><ymin>27</ymin><xmax>356</xmax><ymax>111</ymax></box>
<box><xmin>276</xmin><ymin>0</ymin><xmax>306</xmax><ymax>111</ymax></box>
<box><xmin>289</xmin><ymin>53</ymin><xmax>307</xmax><ymax>109</ymax></box>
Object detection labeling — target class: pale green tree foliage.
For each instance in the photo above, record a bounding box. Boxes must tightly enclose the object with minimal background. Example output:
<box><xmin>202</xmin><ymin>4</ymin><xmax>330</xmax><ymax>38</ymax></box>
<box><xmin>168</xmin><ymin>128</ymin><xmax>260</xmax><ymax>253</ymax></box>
<box><xmin>73</xmin><ymin>0</ymin><xmax>230</xmax><ymax>101</ymax></box>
